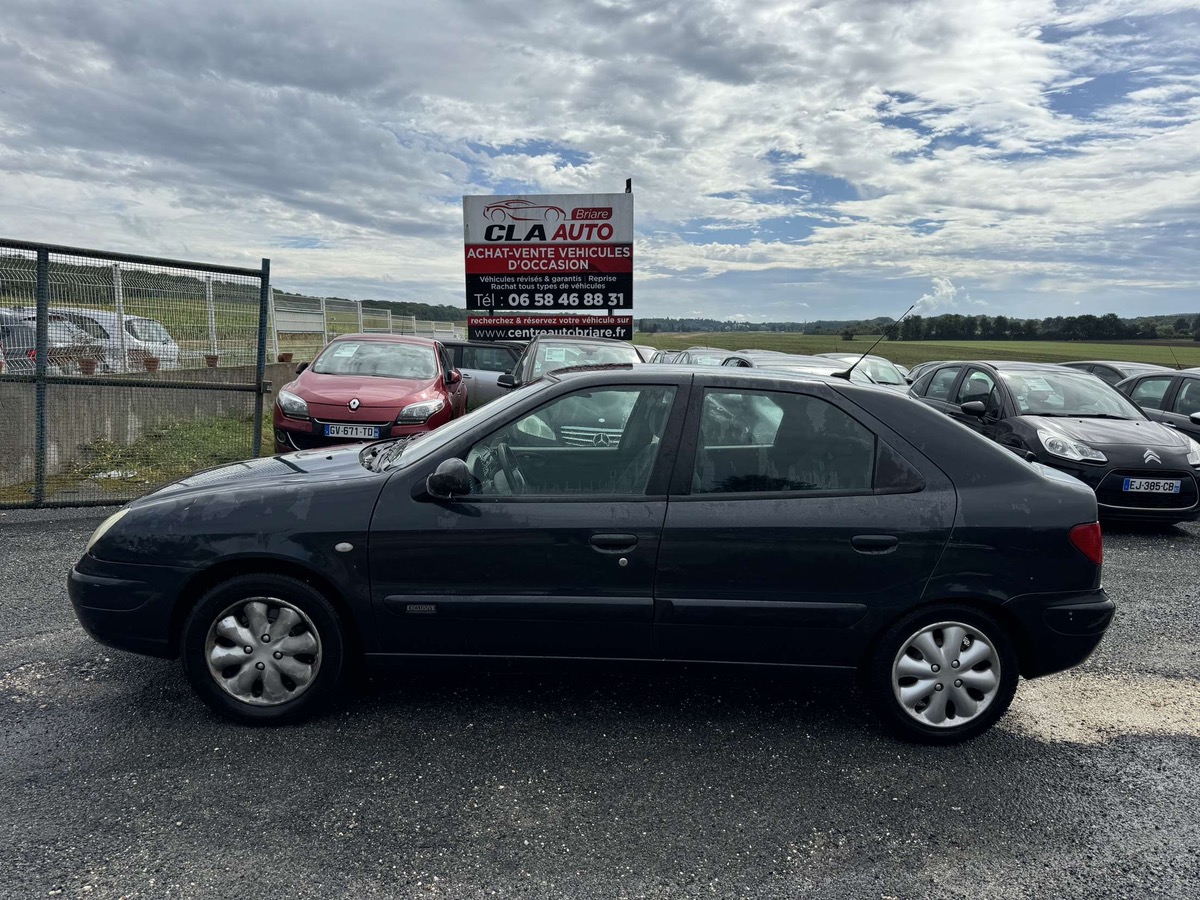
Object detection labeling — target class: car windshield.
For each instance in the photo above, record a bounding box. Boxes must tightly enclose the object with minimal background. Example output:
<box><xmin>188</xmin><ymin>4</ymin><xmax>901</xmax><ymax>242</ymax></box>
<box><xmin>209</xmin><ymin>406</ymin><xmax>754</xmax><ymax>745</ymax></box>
<box><xmin>126</xmin><ymin>319</ymin><xmax>172</xmax><ymax>342</ymax></box>
<box><xmin>767</xmin><ymin>363</ymin><xmax>876</xmax><ymax>385</ymax></box>
<box><xmin>375</xmin><ymin>379</ymin><xmax>555</xmax><ymax>471</ymax></box>
<box><xmin>1001</xmin><ymin>370</ymin><xmax>1145</xmax><ymax>419</ymax></box>
<box><xmin>313</xmin><ymin>341</ymin><xmax>439</xmax><ymax>379</ymax></box>
<box><xmin>530</xmin><ymin>341</ymin><xmax>641</xmax><ymax>378</ymax></box>
<box><xmin>855</xmin><ymin>358</ymin><xmax>905</xmax><ymax>385</ymax></box>
<box><xmin>59</xmin><ymin>314</ymin><xmax>110</xmax><ymax>339</ymax></box>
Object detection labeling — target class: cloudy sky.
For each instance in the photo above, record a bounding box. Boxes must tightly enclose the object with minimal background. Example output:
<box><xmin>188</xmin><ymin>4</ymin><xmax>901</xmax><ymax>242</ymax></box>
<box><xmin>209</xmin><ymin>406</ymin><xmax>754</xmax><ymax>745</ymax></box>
<box><xmin>2</xmin><ymin>0</ymin><xmax>1198</xmax><ymax>321</ymax></box>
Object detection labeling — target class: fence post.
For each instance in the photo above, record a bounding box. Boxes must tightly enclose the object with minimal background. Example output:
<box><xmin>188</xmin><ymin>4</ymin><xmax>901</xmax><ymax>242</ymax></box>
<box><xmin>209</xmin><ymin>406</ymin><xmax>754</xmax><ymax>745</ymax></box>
<box><xmin>253</xmin><ymin>259</ymin><xmax>270</xmax><ymax>458</ymax></box>
<box><xmin>112</xmin><ymin>264</ymin><xmax>128</xmax><ymax>373</ymax></box>
<box><xmin>33</xmin><ymin>248</ymin><xmax>49</xmax><ymax>506</ymax></box>
<box><xmin>268</xmin><ymin>286</ymin><xmax>279</xmax><ymax>361</ymax></box>
<box><xmin>356</xmin><ymin>301</ymin><xmax>364</xmax><ymax>333</ymax></box>
<box><xmin>386</xmin><ymin>310</ymin><xmax>392</xmax><ymax>334</ymax></box>
<box><xmin>320</xmin><ymin>297</ymin><xmax>328</xmax><ymax>344</ymax></box>
<box><xmin>205</xmin><ymin>275</ymin><xmax>218</xmax><ymax>358</ymax></box>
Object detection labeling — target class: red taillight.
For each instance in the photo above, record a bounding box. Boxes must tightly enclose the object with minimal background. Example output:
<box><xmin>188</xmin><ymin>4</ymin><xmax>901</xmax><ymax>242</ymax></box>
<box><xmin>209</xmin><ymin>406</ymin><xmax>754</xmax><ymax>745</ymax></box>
<box><xmin>1069</xmin><ymin>522</ymin><xmax>1103</xmax><ymax>566</ymax></box>
<box><xmin>27</xmin><ymin>349</ymin><xmax>38</xmax><ymax>360</ymax></box>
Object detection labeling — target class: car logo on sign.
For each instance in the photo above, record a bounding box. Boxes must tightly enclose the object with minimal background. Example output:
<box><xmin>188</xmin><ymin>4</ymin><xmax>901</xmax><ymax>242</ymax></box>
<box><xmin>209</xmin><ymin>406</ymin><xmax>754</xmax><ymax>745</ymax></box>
<box><xmin>349</xmin><ymin>398</ymin><xmax>360</xmax><ymax>411</ymax></box>
<box><xmin>1144</xmin><ymin>449</ymin><xmax>1161</xmax><ymax>464</ymax></box>
<box><xmin>593</xmin><ymin>433</ymin><xmax>611</xmax><ymax>447</ymax></box>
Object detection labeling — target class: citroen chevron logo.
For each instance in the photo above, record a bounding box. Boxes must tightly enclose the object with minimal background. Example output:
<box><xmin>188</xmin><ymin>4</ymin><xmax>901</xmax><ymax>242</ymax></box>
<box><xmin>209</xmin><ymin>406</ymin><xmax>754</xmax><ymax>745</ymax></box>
<box><xmin>1144</xmin><ymin>448</ymin><xmax>1161</xmax><ymax>464</ymax></box>
<box><xmin>349</xmin><ymin>398</ymin><xmax>360</xmax><ymax>411</ymax></box>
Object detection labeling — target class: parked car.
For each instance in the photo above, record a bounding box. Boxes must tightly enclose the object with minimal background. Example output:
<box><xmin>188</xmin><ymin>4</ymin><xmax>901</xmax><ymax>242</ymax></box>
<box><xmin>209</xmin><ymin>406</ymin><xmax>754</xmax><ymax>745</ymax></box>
<box><xmin>1060</xmin><ymin>359</ymin><xmax>1174</xmax><ymax>387</ymax></box>
<box><xmin>42</xmin><ymin>306</ymin><xmax>181</xmax><ymax>372</ymax></box>
<box><xmin>498</xmin><ymin>334</ymin><xmax>642</xmax><ymax>390</ymax></box>
<box><xmin>647</xmin><ymin>349</ymin><xmax>679</xmax><ymax>364</ymax></box>
<box><xmin>438</xmin><ymin>339</ymin><xmax>522</xmax><ymax>411</ymax></box>
<box><xmin>910</xmin><ymin>360</ymin><xmax>1200</xmax><ymax>523</ymax></box>
<box><xmin>71</xmin><ymin>365</ymin><xmax>1114</xmax><ymax>743</ymax></box>
<box><xmin>1116</xmin><ymin>370</ymin><xmax>1200</xmax><ymax>441</ymax></box>
<box><xmin>905</xmin><ymin>360</ymin><xmax>950</xmax><ymax>385</ymax></box>
<box><xmin>817</xmin><ymin>353</ymin><xmax>909</xmax><ymax>391</ymax></box>
<box><xmin>719</xmin><ymin>351</ymin><xmax>878</xmax><ymax>385</ymax></box>
<box><xmin>273</xmin><ymin>334</ymin><xmax>466</xmax><ymax>453</ymax></box>
<box><xmin>671</xmin><ymin>347</ymin><xmax>729</xmax><ymax>366</ymax></box>
<box><xmin>634</xmin><ymin>344</ymin><xmax>657</xmax><ymax>362</ymax></box>
<box><xmin>0</xmin><ymin>311</ymin><xmax>101</xmax><ymax>374</ymax></box>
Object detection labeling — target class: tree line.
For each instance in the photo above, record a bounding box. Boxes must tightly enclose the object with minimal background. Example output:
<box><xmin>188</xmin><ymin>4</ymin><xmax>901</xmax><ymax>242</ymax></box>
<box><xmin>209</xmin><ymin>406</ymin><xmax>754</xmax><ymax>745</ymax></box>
<box><xmin>890</xmin><ymin>313</ymin><xmax>1200</xmax><ymax>342</ymax></box>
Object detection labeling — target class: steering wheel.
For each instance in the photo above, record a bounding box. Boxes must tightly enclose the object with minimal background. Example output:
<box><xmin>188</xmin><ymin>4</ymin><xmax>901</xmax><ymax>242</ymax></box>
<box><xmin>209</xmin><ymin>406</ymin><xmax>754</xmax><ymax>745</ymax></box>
<box><xmin>495</xmin><ymin>442</ymin><xmax>527</xmax><ymax>494</ymax></box>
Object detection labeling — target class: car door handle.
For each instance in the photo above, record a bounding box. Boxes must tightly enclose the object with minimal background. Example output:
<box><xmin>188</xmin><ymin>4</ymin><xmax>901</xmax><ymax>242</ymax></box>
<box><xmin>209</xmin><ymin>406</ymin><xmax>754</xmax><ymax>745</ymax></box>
<box><xmin>462</xmin><ymin>372</ymin><xmax>473</xmax><ymax>378</ymax></box>
<box><xmin>851</xmin><ymin>534</ymin><xmax>899</xmax><ymax>554</ymax></box>
<box><xmin>590</xmin><ymin>533</ymin><xmax>638</xmax><ymax>554</ymax></box>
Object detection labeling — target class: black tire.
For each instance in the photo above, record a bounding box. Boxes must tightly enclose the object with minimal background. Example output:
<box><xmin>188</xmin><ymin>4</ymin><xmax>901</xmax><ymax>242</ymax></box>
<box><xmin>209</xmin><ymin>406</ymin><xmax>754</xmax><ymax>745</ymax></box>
<box><xmin>865</xmin><ymin>605</ymin><xmax>1018</xmax><ymax>744</ymax></box>
<box><xmin>181</xmin><ymin>574</ymin><xmax>347</xmax><ymax>725</ymax></box>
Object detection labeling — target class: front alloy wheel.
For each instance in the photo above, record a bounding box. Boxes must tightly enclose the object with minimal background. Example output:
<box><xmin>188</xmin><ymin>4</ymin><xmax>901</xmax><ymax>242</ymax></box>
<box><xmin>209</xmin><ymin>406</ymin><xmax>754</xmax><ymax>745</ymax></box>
<box><xmin>868</xmin><ymin>606</ymin><xmax>1018</xmax><ymax>744</ymax></box>
<box><xmin>182</xmin><ymin>574</ymin><xmax>346</xmax><ymax>724</ymax></box>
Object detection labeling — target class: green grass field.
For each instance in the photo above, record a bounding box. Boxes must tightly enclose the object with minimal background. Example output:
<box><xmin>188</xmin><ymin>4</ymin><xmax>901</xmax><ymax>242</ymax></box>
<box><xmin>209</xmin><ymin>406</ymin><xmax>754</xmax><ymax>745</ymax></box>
<box><xmin>637</xmin><ymin>332</ymin><xmax>1200</xmax><ymax>368</ymax></box>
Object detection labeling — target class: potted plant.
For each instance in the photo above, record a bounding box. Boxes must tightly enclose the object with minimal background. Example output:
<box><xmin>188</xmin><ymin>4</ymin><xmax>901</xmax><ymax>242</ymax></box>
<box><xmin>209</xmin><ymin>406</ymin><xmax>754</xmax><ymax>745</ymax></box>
<box><xmin>278</xmin><ymin>351</ymin><xmax>294</xmax><ymax>363</ymax></box>
<box><xmin>205</xmin><ymin>354</ymin><xmax>219</xmax><ymax>368</ymax></box>
<box><xmin>143</xmin><ymin>355</ymin><xmax>161</xmax><ymax>373</ymax></box>
<box><xmin>78</xmin><ymin>357</ymin><xmax>99</xmax><ymax>376</ymax></box>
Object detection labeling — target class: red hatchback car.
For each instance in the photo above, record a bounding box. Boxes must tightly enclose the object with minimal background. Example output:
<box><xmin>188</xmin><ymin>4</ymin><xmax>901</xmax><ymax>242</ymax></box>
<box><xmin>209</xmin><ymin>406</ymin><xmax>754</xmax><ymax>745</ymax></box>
<box><xmin>273</xmin><ymin>334</ymin><xmax>466</xmax><ymax>454</ymax></box>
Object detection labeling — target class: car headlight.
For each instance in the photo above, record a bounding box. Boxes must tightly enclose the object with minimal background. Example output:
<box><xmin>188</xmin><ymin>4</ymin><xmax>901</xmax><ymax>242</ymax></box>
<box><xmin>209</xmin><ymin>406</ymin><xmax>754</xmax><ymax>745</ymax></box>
<box><xmin>1037</xmin><ymin>430</ymin><xmax>1107</xmax><ymax>463</ymax></box>
<box><xmin>396</xmin><ymin>398</ymin><xmax>445</xmax><ymax>425</ymax></box>
<box><xmin>1186</xmin><ymin>437</ymin><xmax>1200</xmax><ymax>467</ymax></box>
<box><xmin>86</xmin><ymin>508</ymin><xmax>130</xmax><ymax>554</ymax></box>
<box><xmin>277</xmin><ymin>389</ymin><xmax>309</xmax><ymax>419</ymax></box>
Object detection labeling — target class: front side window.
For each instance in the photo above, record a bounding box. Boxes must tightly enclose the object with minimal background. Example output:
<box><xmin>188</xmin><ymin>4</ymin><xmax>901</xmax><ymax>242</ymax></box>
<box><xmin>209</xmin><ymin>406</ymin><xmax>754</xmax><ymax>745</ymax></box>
<box><xmin>1129</xmin><ymin>376</ymin><xmax>1173</xmax><ymax>411</ymax></box>
<box><xmin>955</xmin><ymin>369</ymin><xmax>1001</xmax><ymax>415</ymax></box>
<box><xmin>464</xmin><ymin>386</ymin><xmax>676</xmax><ymax>495</ymax></box>
<box><xmin>1174</xmin><ymin>379</ymin><xmax>1200</xmax><ymax>416</ymax></box>
<box><xmin>693</xmin><ymin>390</ymin><xmax>876</xmax><ymax>494</ymax></box>
<box><xmin>312</xmin><ymin>341</ymin><xmax>439</xmax><ymax>380</ymax></box>
<box><xmin>125</xmin><ymin>319</ymin><xmax>172</xmax><ymax>342</ymax></box>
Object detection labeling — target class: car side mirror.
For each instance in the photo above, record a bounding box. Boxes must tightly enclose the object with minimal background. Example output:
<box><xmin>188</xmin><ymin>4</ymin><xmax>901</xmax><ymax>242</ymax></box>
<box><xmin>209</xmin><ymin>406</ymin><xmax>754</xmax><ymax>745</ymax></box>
<box><xmin>295</xmin><ymin>362</ymin><xmax>309</xmax><ymax>374</ymax></box>
<box><xmin>1191</xmin><ymin>412</ymin><xmax>1200</xmax><ymax>426</ymax></box>
<box><xmin>426</xmin><ymin>458</ymin><xmax>473</xmax><ymax>500</ymax></box>
<box><xmin>446</xmin><ymin>369</ymin><xmax>462</xmax><ymax>386</ymax></box>
<box><xmin>960</xmin><ymin>400</ymin><xmax>987</xmax><ymax>417</ymax></box>
<box><xmin>497</xmin><ymin>373</ymin><xmax>516</xmax><ymax>389</ymax></box>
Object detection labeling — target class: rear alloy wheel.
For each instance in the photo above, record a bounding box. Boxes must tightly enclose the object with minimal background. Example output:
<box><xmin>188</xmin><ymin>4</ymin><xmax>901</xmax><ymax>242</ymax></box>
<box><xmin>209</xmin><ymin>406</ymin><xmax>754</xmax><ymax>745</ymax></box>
<box><xmin>867</xmin><ymin>606</ymin><xmax>1018</xmax><ymax>744</ymax></box>
<box><xmin>181</xmin><ymin>574</ymin><xmax>346</xmax><ymax>724</ymax></box>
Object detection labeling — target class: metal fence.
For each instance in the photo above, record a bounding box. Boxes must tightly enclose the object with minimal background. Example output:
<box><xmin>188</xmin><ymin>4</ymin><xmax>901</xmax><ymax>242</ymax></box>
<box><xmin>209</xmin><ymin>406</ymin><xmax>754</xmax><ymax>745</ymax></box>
<box><xmin>0</xmin><ymin>239</ymin><xmax>269</xmax><ymax>508</ymax></box>
<box><xmin>270</xmin><ymin>293</ymin><xmax>466</xmax><ymax>361</ymax></box>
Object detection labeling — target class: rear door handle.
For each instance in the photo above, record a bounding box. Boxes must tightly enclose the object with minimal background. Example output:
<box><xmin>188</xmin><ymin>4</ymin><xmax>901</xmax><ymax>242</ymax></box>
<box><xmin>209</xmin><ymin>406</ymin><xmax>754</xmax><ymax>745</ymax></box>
<box><xmin>852</xmin><ymin>534</ymin><xmax>899</xmax><ymax>554</ymax></box>
<box><xmin>590</xmin><ymin>533</ymin><xmax>638</xmax><ymax>554</ymax></box>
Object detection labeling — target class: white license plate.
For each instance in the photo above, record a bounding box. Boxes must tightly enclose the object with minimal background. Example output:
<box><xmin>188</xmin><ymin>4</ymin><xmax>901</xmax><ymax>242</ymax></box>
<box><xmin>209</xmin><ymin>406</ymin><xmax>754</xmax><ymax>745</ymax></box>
<box><xmin>324</xmin><ymin>424</ymin><xmax>380</xmax><ymax>439</ymax></box>
<box><xmin>1122</xmin><ymin>477</ymin><xmax>1180</xmax><ymax>494</ymax></box>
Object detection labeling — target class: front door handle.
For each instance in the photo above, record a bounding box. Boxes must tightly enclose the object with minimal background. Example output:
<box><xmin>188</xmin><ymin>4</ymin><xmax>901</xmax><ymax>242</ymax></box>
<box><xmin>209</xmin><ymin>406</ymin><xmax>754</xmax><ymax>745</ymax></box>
<box><xmin>852</xmin><ymin>534</ymin><xmax>899</xmax><ymax>554</ymax></box>
<box><xmin>590</xmin><ymin>533</ymin><xmax>638</xmax><ymax>554</ymax></box>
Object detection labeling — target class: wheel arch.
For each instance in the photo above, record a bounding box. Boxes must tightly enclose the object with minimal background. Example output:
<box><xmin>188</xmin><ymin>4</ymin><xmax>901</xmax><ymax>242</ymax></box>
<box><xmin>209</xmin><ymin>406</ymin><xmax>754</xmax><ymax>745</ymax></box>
<box><xmin>857</xmin><ymin>595</ymin><xmax>1036</xmax><ymax>681</ymax></box>
<box><xmin>169</xmin><ymin>557</ymin><xmax>364</xmax><ymax>660</ymax></box>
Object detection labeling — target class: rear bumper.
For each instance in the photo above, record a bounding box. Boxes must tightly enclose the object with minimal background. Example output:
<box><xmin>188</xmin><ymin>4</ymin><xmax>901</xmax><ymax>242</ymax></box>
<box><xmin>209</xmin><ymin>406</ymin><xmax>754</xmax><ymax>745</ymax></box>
<box><xmin>68</xmin><ymin>554</ymin><xmax>193</xmax><ymax>659</ymax></box>
<box><xmin>1003</xmin><ymin>588</ymin><xmax>1115</xmax><ymax>678</ymax></box>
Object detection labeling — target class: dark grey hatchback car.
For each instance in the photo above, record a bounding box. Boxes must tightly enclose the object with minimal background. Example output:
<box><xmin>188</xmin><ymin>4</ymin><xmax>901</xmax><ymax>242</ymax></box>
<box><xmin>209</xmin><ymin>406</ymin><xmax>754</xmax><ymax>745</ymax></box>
<box><xmin>70</xmin><ymin>366</ymin><xmax>1113</xmax><ymax>743</ymax></box>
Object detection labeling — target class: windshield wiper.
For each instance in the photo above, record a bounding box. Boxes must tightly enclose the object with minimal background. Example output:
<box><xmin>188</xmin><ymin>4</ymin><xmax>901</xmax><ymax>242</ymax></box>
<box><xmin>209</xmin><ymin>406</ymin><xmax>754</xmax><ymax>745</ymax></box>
<box><xmin>374</xmin><ymin>436</ymin><xmax>418</xmax><ymax>472</ymax></box>
<box><xmin>1065</xmin><ymin>413</ymin><xmax>1135</xmax><ymax>420</ymax></box>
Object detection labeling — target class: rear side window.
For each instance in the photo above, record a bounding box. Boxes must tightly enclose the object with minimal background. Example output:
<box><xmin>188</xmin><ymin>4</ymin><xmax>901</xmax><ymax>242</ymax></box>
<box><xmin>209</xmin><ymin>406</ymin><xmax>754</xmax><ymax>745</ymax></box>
<box><xmin>1090</xmin><ymin>366</ymin><xmax>1121</xmax><ymax>386</ymax></box>
<box><xmin>462</xmin><ymin>346</ymin><xmax>515</xmax><ymax>372</ymax></box>
<box><xmin>925</xmin><ymin>366</ymin><xmax>963</xmax><ymax>402</ymax></box>
<box><xmin>1129</xmin><ymin>376</ymin><xmax>1173</xmax><ymax>411</ymax></box>
<box><xmin>693</xmin><ymin>390</ymin><xmax>875</xmax><ymax>494</ymax></box>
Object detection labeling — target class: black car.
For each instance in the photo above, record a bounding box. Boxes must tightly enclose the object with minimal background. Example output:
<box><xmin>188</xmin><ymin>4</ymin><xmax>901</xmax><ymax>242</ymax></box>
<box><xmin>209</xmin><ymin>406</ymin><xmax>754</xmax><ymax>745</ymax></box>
<box><xmin>1060</xmin><ymin>359</ymin><xmax>1174</xmax><ymax>387</ymax></box>
<box><xmin>910</xmin><ymin>360</ymin><xmax>1200</xmax><ymax>523</ymax></box>
<box><xmin>71</xmin><ymin>365</ymin><xmax>1113</xmax><ymax>743</ymax></box>
<box><xmin>1116</xmin><ymin>370</ymin><xmax>1200</xmax><ymax>441</ymax></box>
<box><xmin>438</xmin><ymin>339</ymin><xmax>522</xmax><ymax>411</ymax></box>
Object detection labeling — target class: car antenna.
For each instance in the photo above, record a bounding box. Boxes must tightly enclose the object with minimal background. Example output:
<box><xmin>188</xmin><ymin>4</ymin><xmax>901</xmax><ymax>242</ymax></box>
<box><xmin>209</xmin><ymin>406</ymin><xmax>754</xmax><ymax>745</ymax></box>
<box><xmin>832</xmin><ymin>304</ymin><xmax>916</xmax><ymax>381</ymax></box>
<box><xmin>1166</xmin><ymin>343</ymin><xmax>1182</xmax><ymax>370</ymax></box>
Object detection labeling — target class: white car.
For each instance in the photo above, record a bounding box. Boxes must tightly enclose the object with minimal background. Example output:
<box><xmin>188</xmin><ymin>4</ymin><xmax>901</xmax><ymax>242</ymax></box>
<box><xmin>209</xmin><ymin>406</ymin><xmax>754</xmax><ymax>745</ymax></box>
<box><xmin>45</xmin><ymin>306</ymin><xmax>181</xmax><ymax>371</ymax></box>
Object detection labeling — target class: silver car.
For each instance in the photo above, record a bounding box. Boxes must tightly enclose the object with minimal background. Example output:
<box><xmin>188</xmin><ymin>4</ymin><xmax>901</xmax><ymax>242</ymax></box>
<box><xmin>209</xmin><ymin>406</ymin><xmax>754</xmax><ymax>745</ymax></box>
<box><xmin>45</xmin><ymin>306</ymin><xmax>180</xmax><ymax>371</ymax></box>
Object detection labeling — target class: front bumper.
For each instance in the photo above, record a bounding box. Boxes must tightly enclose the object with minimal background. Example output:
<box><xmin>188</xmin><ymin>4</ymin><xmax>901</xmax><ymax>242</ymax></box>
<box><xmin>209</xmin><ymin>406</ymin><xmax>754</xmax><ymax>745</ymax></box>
<box><xmin>1042</xmin><ymin>461</ymin><xmax>1200</xmax><ymax>522</ymax></box>
<box><xmin>1003</xmin><ymin>588</ymin><xmax>1115</xmax><ymax>678</ymax></box>
<box><xmin>273</xmin><ymin>417</ymin><xmax>437</xmax><ymax>454</ymax></box>
<box><xmin>68</xmin><ymin>554</ymin><xmax>194</xmax><ymax>659</ymax></box>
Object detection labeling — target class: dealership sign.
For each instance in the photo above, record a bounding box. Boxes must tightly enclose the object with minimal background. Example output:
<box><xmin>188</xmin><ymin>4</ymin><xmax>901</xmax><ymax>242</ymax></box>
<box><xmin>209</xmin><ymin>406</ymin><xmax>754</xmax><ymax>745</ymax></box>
<box><xmin>467</xmin><ymin>314</ymin><xmax>634</xmax><ymax>342</ymax></box>
<box><xmin>463</xmin><ymin>193</ymin><xmax>633</xmax><ymax>312</ymax></box>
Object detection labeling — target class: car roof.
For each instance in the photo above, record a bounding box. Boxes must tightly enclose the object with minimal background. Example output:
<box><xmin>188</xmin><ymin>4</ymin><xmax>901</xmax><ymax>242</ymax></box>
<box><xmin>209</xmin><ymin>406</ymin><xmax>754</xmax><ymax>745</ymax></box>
<box><xmin>549</xmin><ymin>362</ymin><xmax>890</xmax><ymax>392</ymax></box>
<box><xmin>527</xmin><ymin>334</ymin><xmax>629</xmax><ymax>345</ymax></box>
<box><xmin>1063</xmin><ymin>359</ymin><xmax>1173</xmax><ymax>369</ymax></box>
<box><xmin>326</xmin><ymin>333</ymin><xmax>440</xmax><ymax>347</ymax></box>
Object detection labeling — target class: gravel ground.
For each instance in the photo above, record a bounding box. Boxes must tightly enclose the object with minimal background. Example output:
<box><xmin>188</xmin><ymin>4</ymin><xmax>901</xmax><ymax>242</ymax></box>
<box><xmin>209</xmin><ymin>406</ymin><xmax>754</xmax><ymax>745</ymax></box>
<box><xmin>1</xmin><ymin>508</ymin><xmax>1198</xmax><ymax>899</ymax></box>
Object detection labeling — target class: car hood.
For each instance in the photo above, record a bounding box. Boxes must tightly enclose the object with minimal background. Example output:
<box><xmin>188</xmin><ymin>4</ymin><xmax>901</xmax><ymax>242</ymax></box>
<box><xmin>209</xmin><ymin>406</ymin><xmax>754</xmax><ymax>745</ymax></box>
<box><xmin>133</xmin><ymin>444</ymin><xmax>379</xmax><ymax>506</ymax></box>
<box><xmin>291</xmin><ymin>372</ymin><xmax>441</xmax><ymax>408</ymax></box>
<box><xmin>1023</xmin><ymin>415</ymin><xmax>1190</xmax><ymax>450</ymax></box>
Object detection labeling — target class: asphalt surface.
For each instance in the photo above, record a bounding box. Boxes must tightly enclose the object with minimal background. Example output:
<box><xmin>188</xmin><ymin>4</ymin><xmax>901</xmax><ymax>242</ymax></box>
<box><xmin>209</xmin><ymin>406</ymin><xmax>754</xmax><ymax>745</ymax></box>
<box><xmin>1</xmin><ymin>507</ymin><xmax>1198</xmax><ymax>899</ymax></box>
